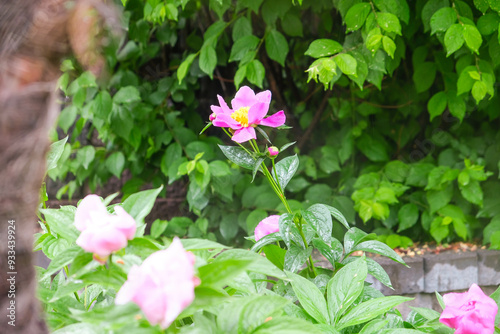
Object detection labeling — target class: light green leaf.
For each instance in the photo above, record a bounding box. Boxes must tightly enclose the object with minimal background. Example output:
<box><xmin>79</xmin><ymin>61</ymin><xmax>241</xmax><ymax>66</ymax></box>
<box><xmin>229</xmin><ymin>35</ymin><xmax>260</xmax><ymax>62</ymax></box>
<box><xmin>430</xmin><ymin>7</ymin><xmax>456</xmax><ymax>34</ymax></box>
<box><xmin>472</xmin><ymin>80</ymin><xmax>488</xmax><ymax>103</ymax></box>
<box><xmin>336</xmin><ymin>296</ymin><xmax>413</xmax><ymax>329</ymax></box>
<box><xmin>247</xmin><ymin>59</ymin><xmax>265</xmax><ymax>88</ymax></box>
<box><xmin>105</xmin><ymin>152</ymin><xmax>125</xmax><ymax>178</ymax></box>
<box><xmin>328</xmin><ymin>256</ymin><xmax>367</xmax><ymax>324</ymax></box>
<box><xmin>445</xmin><ymin>24</ymin><xmax>465</xmax><ymax>56</ymax></box>
<box><xmin>345</xmin><ymin>3</ymin><xmax>371</xmax><ymax>32</ymax></box>
<box><xmin>273</xmin><ymin>154</ymin><xmax>299</xmax><ymax>191</ymax></box>
<box><xmin>287</xmin><ymin>271</ymin><xmax>330</xmax><ymax>324</ymax></box>
<box><xmin>305</xmin><ymin>39</ymin><xmax>343</xmax><ymax>58</ymax></box>
<box><xmin>382</xmin><ymin>36</ymin><xmax>396</xmax><ymax>58</ymax></box>
<box><xmin>376</xmin><ymin>12</ymin><xmax>402</xmax><ymax>35</ymax></box>
<box><xmin>463</xmin><ymin>24</ymin><xmax>483</xmax><ymax>54</ymax></box>
<box><xmin>397</xmin><ymin>203</ymin><xmax>419</xmax><ymax>232</ymax></box>
<box><xmin>121</xmin><ymin>186</ymin><xmax>163</xmax><ymax>225</ymax></box>
<box><xmin>47</xmin><ymin>137</ymin><xmax>68</xmax><ymax>171</ymax></box>
<box><xmin>335</xmin><ymin>53</ymin><xmax>357</xmax><ymax>76</ymax></box>
<box><xmin>113</xmin><ymin>86</ymin><xmax>141</xmax><ymax>104</ymax></box>
<box><xmin>302</xmin><ymin>204</ymin><xmax>333</xmax><ymax>244</ymax></box>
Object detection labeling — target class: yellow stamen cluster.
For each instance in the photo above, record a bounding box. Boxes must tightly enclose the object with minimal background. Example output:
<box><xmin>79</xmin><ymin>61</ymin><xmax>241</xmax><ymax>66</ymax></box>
<box><xmin>231</xmin><ymin>107</ymin><xmax>250</xmax><ymax>127</ymax></box>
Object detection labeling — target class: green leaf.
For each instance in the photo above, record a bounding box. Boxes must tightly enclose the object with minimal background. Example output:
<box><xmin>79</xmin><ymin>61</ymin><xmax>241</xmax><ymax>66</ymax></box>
<box><xmin>252</xmin><ymin>316</ymin><xmax>323</xmax><ymax>334</ymax></box>
<box><xmin>335</xmin><ymin>53</ymin><xmax>357</xmax><ymax>76</ymax></box>
<box><xmin>247</xmin><ymin>59</ymin><xmax>266</xmax><ymax>88</ymax></box>
<box><xmin>312</xmin><ymin>237</ymin><xmax>343</xmax><ymax>267</ymax></box>
<box><xmin>105</xmin><ymin>152</ymin><xmax>125</xmax><ymax>178</ymax></box>
<box><xmin>397</xmin><ymin>203</ymin><xmax>419</xmax><ymax>232</ymax></box>
<box><xmin>305</xmin><ymin>39</ymin><xmax>343</xmax><ymax>58</ymax></box>
<box><xmin>336</xmin><ymin>296</ymin><xmax>413</xmax><ymax>330</ymax></box>
<box><xmin>113</xmin><ymin>86</ymin><xmax>141</xmax><ymax>104</ymax></box>
<box><xmin>428</xmin><ymin>91</ymin><xmax>447</xmax><ymax>121</ymax></box>
<box><xmin>324</xmin><ymin>205</ymin><xmax>351</xmax><ymax>230</ymax></box>
<box><xmin>328</xmin><ymin>256</ymin><xmax>367</xmax><ymax>324</ymax></box>
<box><xmin>198</xmin><ymin>259</ymin><xmax>253</xmax><ymax>288</ymax></box>
<box><xmin>77</xmin><ymin>145</ymin><xmax>95</xmax><ymax>170</ymax></box>
<box><xmin>121</xmin><ymin>186</ymin><xmax>163</xmax><ymax>225</ymax></box>
<box><xmin>265</xmin><ymin>29</ymin><xmax>289</xmax><ymax>66</ymax></box>
<box><xmin>181</xmin><ymin>238</ymin><xmax>229</xmax><ymax>251</ymax></box>
<box><xmin>373</xmin><ymin>0</ymin><xmax>410</xmax><ymax>24</ymax></box>
<box><xmin>430</xmin><ymin>7</ymin><xmax>456</xmax><ymax>34</ymax></box>
<box><xmin>239</xmin><ymin>296</ymin><xmax>290</xmax><ymax>333</ymax></box>
<box><xmin>413</xmin><ymin>62</ymin><xmax>437</xmax><ymax>93</ymax></box>
<box><xmin>58</xmin><ymin>106</ymin><xmax>77</xmax><ymax>133</ymax></box>
<box><xmin>474</xmin><ymin>0</ymin><xmax>490</xmax><ymax>12</ymax></box>
<box><xmin>302</xmin><ymin>204</ymin><xmax>333</xmax><ymax>244</ymax></box>
<box><xmin>47</xmin><ymin>137</ymin><xmax>68</xmax><ymax>171</ymax></box>
<box><xmin>430</xmin><ymin>216</ymin><xmax>449</xmax><ymax>243</ymax></box>
<box><xmin>229</xmin><ymin>35</ymin><xmax>260</xmax><ymax>62</ymax></box>
<box><xmin>472</xmin><ymin>80</ymin><xmax>488</xmax><ymax>103</ymax></box>
<box><xmin>353</xmin><ymin>240</ymin><xmax>406</xmax><ymax>265</ymax></box>
<box><xmin>427</xmin><ymin>184</ymin><xmax>454</xmax><ymax>213</ymax></box>
<box><xmin>447</xmin><ymin>93</ymin><xmax>466</xmax><ymax>122</ymax></box>
<box><xmin>284</xmin><ymin>245</ymin><xmax>312</xmax><ymax>273</ymax></box>
<box><xmin>376</xmin><ymin>12</ymin><xmax>402</xmax><ymax>35</ymax></box>
<box><xmin>43</xmin><ymin>247</ymin><xmax>84</xmax><ymax>278</ymax></box>
<box><xmin>234</xmin><ymin>64</ymin><xmax>247</xmax><ymax>90</ymax></box>
<box><xmin>251</xmin><ymin>232</ymin><xmax>282</xmax><ymax>251</ymax></box>
<box><xmin>177</xmin><ymin>54</ymin><xmax>197</xmax><ymax>83</ymax></box>
<box><xmin>463</xmin><ymin>24</ymin><xmax>482</xmax><ymax>54</ymax></box>
<box><xmin>382</xmin><ymin>36</ymin><xmax>396</xmax><ymax>58</ymax></box>
<box><xmin>459</xmin><ymin>179</ymin><xmax>483</xmax><ymax>205</ymax></box>
<box><xmin>40</xmin><ymin>209</ymin><xmax>79</xmax><ymax>242</ymax></box>
<box><xmin>215</xmin><ymin>249</ymin><xmax>286</xmax><ymax>279</ymax></box>
<box><xmin>199</xmin><ymin>45</ymin><xmax>217</xmax><ymax>78</ymax></box>
<box><xmin>218</xmin><ymin>145</ymin><xmax>256</xmax><ymax>169</ymax></box>
<box><xmin>359</xmin><ymin>320</ymin><xmax>390</xmax><ymax>334</ymax></box>
<box><xmin>445</xmin><ymin>24</ymin><xmax>465</xmax><ymax>56</ymax></box>
<box><xmin>345</xmin><ymin>3</ymin><xmax>371</xmax><ymax>32</ymax></box>
<box><xmin>273</xmin><ymin>154</ymin><xmax>299</xmax><ymax>191</ymax></box>
<box><xmin>287</xmin><ymin>271</ymin><xmax>330</xmax><ymax>324</ymax></box>
<box><xmin>356</xmin><ymin>133</ymin><xmax>390</xmax><ymax>162</ymax></box>
<box><xmin>478</xmin><ymin>13</ymin><xmax>500</xmax><ymax>35</ymax></box>
<box><xmin>279</xmin><ymin>213</ymin><xmax>304</xmax><ymax>248</ymax></box>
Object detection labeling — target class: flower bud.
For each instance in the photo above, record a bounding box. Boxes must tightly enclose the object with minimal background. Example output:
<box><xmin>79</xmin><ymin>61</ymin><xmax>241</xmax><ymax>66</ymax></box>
<box><xmin>268</xmin><ymin>146</ymin><xmax>279</xmax><ymax>157</ymax></box>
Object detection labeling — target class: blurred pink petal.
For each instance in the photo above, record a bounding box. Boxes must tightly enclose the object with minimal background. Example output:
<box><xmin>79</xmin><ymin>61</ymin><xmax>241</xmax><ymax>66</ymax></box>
<box><xmin>254</xmin><ymin>215</ymin><xmax>280</xmax><ymax>241</ymax></box>
<box><xmin>74</xmin><ymin>194</ymin><xmax>136</xmax><ymax>261</ymax></box>
<box><xmin>115</xmin><ymin>238</ymin><xmax>198</xmax><ymax>329</ymax></box>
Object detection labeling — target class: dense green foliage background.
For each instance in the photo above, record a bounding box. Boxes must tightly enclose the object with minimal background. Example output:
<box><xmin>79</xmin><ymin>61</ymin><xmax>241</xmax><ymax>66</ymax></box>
<box><xmin>49</xmin><ymin>0</ymin><xmax>500</xmax><ymax>249</ymax></box>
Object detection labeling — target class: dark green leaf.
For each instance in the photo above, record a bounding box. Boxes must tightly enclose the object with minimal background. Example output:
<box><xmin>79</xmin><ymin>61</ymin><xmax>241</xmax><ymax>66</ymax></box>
<box><xmin>345</xmin><ymin>3</ymin><xmax>371</xmax><ymax>32</ymax></box>
<box><xmin>273</xmin><ymin>154</ymin><xmax>299</xmax><ymax>191</ymax></box>
<box><xmin>265</xmin><ymin>29</ymin><xmax>289</xmax><ymax>66</ymax></box>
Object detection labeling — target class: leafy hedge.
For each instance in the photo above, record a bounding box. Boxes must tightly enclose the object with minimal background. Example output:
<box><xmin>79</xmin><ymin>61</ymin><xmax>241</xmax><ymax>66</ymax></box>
<box><xmin>49</xmin><ymin>0</ymin><xmax>500</xmax><ymax>249</ymax></box>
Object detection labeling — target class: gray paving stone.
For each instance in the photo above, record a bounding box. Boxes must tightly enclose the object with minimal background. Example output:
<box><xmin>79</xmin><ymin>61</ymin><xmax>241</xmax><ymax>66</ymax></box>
<box><xmin>477</xmin><ymin>249</ymin><xmax>500</xmax><ymax>286</ymax></box>
<box><xmin>423</xmin><ymin>252</ymin><xmax>478</xmax><ymax>293</ymax></box>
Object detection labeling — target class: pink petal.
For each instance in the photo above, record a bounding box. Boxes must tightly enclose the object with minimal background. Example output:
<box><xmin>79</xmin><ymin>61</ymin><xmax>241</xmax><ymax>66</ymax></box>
<box><xmin>259</xmin><ymin>110</ymin><xmax>286</xmax><ymax>128</ymax></box>
<box><xmin>113</xmin><ymin>206</ymin><xmax>137</xmax><ymax>240</ymax></box>
<box><xmin>254</xmin><ymin>215</ymin><xmax>280</xmax><ymax>241</ymax></box>
<box><xmin>232</xmin><ymin>127</ymin><xmax>256</xmax><ymax>143</ymax></box>
<box><xmin>231</xmin><ymin>86</ymin><xmax>256</xmax><ymax>110</ymax></box>
<box><xmin>248</xmin><ymin>102</ymin><xmax>269</xmax><ymax>125</ymax></box>
<box><xmin>217</xmin><ymin>95</ymin><xmax>232</xmax><ymax>114</ymax></box>
<box><xmin>255</xmin><ymin>90</ymin><xmax>272</xmax><ymax>104</ymax></box>
<box><xmin>74</xmin><ymin>195</ymin><xmax>107</xmax><ymax>231</ymax></box>
<box><xmin>213</xmin><ymin>113</ymin><xmax>241</xmax><ymax>129</ymax></box>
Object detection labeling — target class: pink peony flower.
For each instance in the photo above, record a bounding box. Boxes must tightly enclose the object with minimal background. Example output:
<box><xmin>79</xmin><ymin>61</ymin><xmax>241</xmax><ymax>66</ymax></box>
<box><xmin>254</xmin><ymin>215</ymin><xmax>280</xmax><ymax>241</ymax></box>
<box><xmin>268</xmin><ymin>146</ymin><xmax>279</xmax><ymax>157</ymax></box>
<box><xmin>115</xmin><ymin>238</ymin><xmax>200</xmax><ymax>329</ymax></box>
<box><xmin>210</xmin><ymin>86</ymin><xmax>286</xmax><ymax>143</ymax></box>
<box><xmin>439</xmin><ymin>284</ymin><xmax>498</xmax><ymax>334</ymax></box>
<box><xmin>74</xmin><ymin>195</ymin><xmax>136</xmax><ymax>263</ymax></box>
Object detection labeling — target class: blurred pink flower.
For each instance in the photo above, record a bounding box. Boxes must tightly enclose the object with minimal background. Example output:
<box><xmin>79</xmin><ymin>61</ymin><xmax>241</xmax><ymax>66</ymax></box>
<box><xmin>254</xmin><ymin>215</ymin><xmax>280</xmax><ymax>241</ymax></box>
<box><xmin>268</xmin><ymin>146</ymin><xmax>279</xmax><ymax>157</ymax></box>
<box><xmin>74</xmin><ymin>194</ymin><xmax>136</xmax><ymax>263</ymax></box>
<box><xmin>439</xmin><ymin>283</ymin><xmax>498</xmax><ymax>334</ymax></box>
<box><xmin>115</xmin><ymin>238</ymin><xmax>199</xmax><ymax>329</ymax></box>
<box><xmin>210</xmin><ymin>86</ymin><xmax>286</xmax><ymax>143</ymax></box>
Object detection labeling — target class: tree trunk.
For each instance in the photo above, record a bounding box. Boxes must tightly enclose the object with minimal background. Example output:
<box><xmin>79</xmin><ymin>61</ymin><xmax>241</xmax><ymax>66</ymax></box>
<box><xmin>0</xmin><ymin>0</ymin><xmax>113</xmax><ymax>331</ymax></box>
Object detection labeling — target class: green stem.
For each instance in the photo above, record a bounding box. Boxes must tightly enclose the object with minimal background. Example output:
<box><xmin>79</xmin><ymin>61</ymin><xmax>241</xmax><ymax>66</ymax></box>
<box><xmin>64</xmin><ymin>266</ymin><xmax>81</xmax><ymax>302</ymax></box>
<box><xmin>294</xmin><ymin>220</ymin><xmax>317</xmax><ymax>277</ymax></box>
